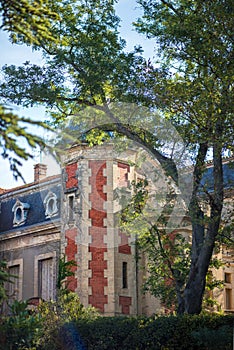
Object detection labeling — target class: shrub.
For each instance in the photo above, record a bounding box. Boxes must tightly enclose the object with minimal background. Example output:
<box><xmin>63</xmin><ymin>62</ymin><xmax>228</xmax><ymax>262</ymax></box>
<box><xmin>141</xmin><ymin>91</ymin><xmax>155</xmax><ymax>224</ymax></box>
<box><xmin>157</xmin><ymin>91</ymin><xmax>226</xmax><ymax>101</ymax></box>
<box><xmin>191</xmin><ymin>325</ymin><xmax>233</xmax><ymax>350</ymax></box>
<box><xmin>0</xmin><ymin>300</ymin><xmax>41</xmax><ymax>350</ymax></box>
<box><xmin>35</xmin><ymin>290</ymin><xmax>98</xmax><ymax>350</ymax></box>
<box><xmin>0</xmin><ymin>300</ymin><xmax>233</xmax><ymax>350</ymax></box>
<box><xmin>74</xmin><ymin>316</ymin><xmax>140</xmax><ymax>350</ymax></box>
<box><xmin>74</xmin><ymin>314</ymin><xmax>233</xmax><ymax>350</ymax></box>
<box><xmin>0</xmin><ymin>291</ymin><xmax>98</xmax><ymax>350</ymax></box>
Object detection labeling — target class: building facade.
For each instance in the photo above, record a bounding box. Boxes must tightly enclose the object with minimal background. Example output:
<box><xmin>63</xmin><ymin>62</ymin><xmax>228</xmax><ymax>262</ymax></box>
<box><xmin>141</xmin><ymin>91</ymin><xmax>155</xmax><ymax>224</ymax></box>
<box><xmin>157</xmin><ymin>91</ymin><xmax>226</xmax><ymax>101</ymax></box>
<box><xmin>0</xmin><ymin>144</ymin><xmax>233</xmax><ymax>315</ymax></box>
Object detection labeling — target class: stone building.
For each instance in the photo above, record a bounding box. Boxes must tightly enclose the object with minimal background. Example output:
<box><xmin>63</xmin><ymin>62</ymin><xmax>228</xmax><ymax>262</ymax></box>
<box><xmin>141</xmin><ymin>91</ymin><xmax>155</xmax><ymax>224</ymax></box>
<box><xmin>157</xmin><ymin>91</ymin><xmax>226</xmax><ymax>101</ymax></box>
<box><xmin>0</xmin><ymin>165</ymin><xmax>61</xmax><ymax>304</ymax></box>
<box><xmin>0</xmin><ymin>144</ymin><xmax>233</xmax><ymax>315</ymax></box>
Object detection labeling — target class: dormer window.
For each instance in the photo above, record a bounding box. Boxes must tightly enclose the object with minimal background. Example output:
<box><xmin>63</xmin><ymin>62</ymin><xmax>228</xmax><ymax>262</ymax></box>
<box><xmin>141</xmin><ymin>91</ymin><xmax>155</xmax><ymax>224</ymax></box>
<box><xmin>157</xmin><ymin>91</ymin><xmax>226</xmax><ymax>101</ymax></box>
<box><xmin>44</xmin><ymin>192</ymin><xmax>58</xmax><ymax>219</ymax></box>
<box><xmin>12</xmin><ymin>200</ymin><xmax>30</xmax><ymax>227</ymax></box>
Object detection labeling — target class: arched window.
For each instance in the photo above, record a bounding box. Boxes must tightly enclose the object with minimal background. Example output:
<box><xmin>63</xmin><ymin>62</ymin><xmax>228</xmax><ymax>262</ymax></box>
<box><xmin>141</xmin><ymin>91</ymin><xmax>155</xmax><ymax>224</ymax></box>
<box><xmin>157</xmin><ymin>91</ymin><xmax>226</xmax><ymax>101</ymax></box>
<box><xmin>12</xmin><ymin>200</ymin><xmax>30</xmax><ymax>226</ymax></box>
<box><xmin>44</xmin><ymin>192</ymin><xmax>59</xmax><ymax>219</ymax></box>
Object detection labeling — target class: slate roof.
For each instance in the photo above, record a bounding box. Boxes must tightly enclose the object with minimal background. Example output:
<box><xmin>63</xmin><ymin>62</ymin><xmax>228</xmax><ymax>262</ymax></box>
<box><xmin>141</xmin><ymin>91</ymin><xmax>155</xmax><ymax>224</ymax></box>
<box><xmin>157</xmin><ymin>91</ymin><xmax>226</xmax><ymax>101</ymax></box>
<box><xmin>200</xmin><ymin>161</ymin><xmax>234</xmax><ymax>192</ymax></box>
<box><xmin>0</xmin><ymin>183</ymin><xmax>61</xmax><ymax>233</ymax></box>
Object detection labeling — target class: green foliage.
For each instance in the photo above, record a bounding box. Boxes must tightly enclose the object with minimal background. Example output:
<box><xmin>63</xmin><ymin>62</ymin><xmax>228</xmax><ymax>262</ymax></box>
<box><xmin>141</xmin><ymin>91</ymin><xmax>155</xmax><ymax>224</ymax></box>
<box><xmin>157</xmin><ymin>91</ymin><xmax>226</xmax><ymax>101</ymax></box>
<box><xmin>0</xmin><ymin>0</ymin><xmax>59</xmax><ymax>45</ymax></box>
<box><xmin>0</xmin><ymin>0</ymin><xmax>55</xmax><ymax>179</ymax></box>
<box><xmin>137</xmin><ymin>227</ymin><xmax>187</xmax><ymax>308</ymax></box>
<box><xmin>74</xmin><ymin>314</ymin><xmax>233</xmax><ymax>350</ymax></box>
<box><xmin>133</xmin><ymin>0</ymin><xmax>234</xmax><ymax>314</ymax></box>
<box><xmin>0</xmin><ymin>106</ymin><xmax>48</xmax><ymax>180</ymax></box>
<box><xmin>57</xmin><ymin>255</ymin><xmax>77</xmax><ymax>290</ymax></box>
<box><xmin>0</xmin><ymin>291</ymin><xmax>98</xmax><ymax>350</ymax></box>
<box><xmin>0</xmin><ymin>0</ymin><xmax>177</xmax><ymax>185</ymax></box>
<box><xmin>0</xmin><ymin>0</ymin><xmax>233</xmax><ymax>315</ymax></box>
<box><xmin>191</xmin><ymin>325</ymin><xmax>233</xmax><ymax>350</ymax></box>
<box><xmin>120</xmin><ymin>179</ymin><xmax>190</xmax><ymax>311</ymax></box>
<box><xmin>141</xmin><ymin>230</ymin><xmax>191</xmax><ymax>311</ymax></box>
<box><xmin>135</xmin><ymin>0</ymin><xmax>234</xmax><ymax>148</ymax></box>
<box><xmin>0</xmin><ymin>294</ymin><xmax>232</xmax><ymax>349</ymax></box>
<box><xmin>0</xmin><ymin>0</ymin><xmax>132</xmax><ymax>112</ymax></box>
<box><xmin>121</xmin><ymin>178</ymin><xmax>226</xmax><ymax>313</ymax></box>
<box><xmin>34</xmin><ymin>290</ymin><xmax>98</xmax><ymax>350</ymax></box>
<box><xmin>202</xmin><ymin>269</ymin><xmax>223</xmax><ymax>312</ymax></box>
<box><xmin>121</xmin><ymin>178</ymin><xmax>149</xmax><ymax>223</ymax></box>
<box><xmin>0</xmin><ymin>300</ymin><xmax>41</xmax><ymax>350</ymax></box>
<box><xmin>134</xmin><ymin>0</ymin><xmax>233</xmax><ymax>153</ymax></box>
<box><xmin>134</xmin><ymin>1</ymin><xmax>233</xmax><ymax>148</ymax></box>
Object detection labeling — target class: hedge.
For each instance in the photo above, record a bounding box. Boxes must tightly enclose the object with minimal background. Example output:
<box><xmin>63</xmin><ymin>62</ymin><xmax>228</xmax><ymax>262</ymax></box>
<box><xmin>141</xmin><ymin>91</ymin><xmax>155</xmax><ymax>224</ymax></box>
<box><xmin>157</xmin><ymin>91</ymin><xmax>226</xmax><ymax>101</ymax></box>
<box><xmin>1</xmin><ymin>306</ymin><xmax>233</xmax><ymax>349</ymax></box>
<box><xmin>72</xmin><ymin>314</ymin><xmax>233</xmax><ymax>350</ymax></box>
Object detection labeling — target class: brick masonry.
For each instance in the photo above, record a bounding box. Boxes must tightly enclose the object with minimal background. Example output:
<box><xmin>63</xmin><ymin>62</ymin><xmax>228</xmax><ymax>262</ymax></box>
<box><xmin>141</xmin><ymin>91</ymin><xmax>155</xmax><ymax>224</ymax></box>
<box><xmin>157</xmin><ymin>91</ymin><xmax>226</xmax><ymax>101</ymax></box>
<box><xmin>88</xmin><ymin>160</ymin><xmax>108</xmax><ymax>312</ymax></box>
<box><xmin>66</xmin><ymin>163</ymin><xmax>78</xmax><ymax>189</ymax></box>
<box><xmin>65</xmin><ymin>228</ymin><xmax>78</xmax><ymax>291</ymax></box>
<box><xmin>64</xmin><ymin>162</ymin><xmax>78</xmax><ymax>291</ymax></box>
<box><xmin>119</xmin><ymin>296</ymin><xmax>132</xmax><ymax>315</ymax></box>
<box><xmin>118</xmin><ymin>231</ymin><xmax>131</xmax><ymax>254</ymax></box>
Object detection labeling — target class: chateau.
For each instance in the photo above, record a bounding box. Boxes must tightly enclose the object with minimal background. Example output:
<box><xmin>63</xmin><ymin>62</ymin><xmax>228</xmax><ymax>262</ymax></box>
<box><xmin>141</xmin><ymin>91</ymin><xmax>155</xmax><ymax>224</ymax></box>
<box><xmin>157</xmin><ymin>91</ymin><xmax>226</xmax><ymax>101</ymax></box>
<box><xmin>0</xmin><ymin>143</ymin><xmax>233</xmax><ymax>315</ymax></box>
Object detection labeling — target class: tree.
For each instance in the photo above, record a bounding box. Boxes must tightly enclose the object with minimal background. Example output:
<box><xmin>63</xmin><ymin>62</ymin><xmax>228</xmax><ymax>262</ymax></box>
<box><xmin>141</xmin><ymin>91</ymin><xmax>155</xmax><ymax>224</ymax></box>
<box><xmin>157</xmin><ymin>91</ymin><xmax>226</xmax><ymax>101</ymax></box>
<box><xmin>0</xmin><ymin>0</ymin><xmax>58</xmax><ymax>45</ymax></box>
<box><xmin>120</xmin><ymin>178</ymin><xmax>191</xmax><ymax>312</ymax></box>
<box><xmin>0</xmin><ymin>0</ymin><xmax>58</xmax><ymax>180</ymax></box>
<box><xmin>121</xmin><ymin>178</ymin><xmax>226</xmax><ymax>313</ymax></box>
<box><xmin>0</xmin><ymin>105</ymin><xmax>48</xmax><ymax>180</ymax></box>
<box><xmin>0</xmin><ymin>0</ymin><xmax>177</xmax><ymax>181</ymax></box>
<box><xmin>133</xmin><ymin>0</ymin><xmax>234</xmax><ymax>313</ymax></box>
<box><xmin>0</xmin><ymin>0</ymin><xmax>233</xmax><ymax>314</ymax></box>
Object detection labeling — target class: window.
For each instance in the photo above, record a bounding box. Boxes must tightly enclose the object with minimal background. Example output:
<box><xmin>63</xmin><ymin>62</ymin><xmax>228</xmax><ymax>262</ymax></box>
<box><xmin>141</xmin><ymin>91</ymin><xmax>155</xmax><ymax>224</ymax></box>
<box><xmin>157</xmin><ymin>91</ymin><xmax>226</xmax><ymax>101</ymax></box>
<box><xmin>12</xmin><ymin>200</ymin><xmax>30</xmax><ymax>226</ymax></box>
<box><xmin>122</xmin><ymin>262</ymin><xmax>128</xmax><ymax>289</ymax></box>
<box><xmin>225</xmin><ymin>272</ymin><xmax>231</xmax><ymax>284</ymax></box>
<box><xmin>15</xmin><ymin>208</ymin><xmax>23</xmax><ymax>222</ymax></box>
<box><xmin>69</xmin><ymin>196</ymin><xmax>74</xmax><ymax>221</ymax></box>
<box><xmin>7</xmin><ymin>265</ymin><xmax>20</xmax><ymax>301</ymax></box>
<box><xmin>5</xmin><ymin>260</ymin><xmax>23</xmax><ymax>304</ymax></box>
<box><xmin>225</xmin><ymin>289</ymin><xmax>232</xmax><ymax>310</ymax></box>
<box><xmin>34</xmin><ymin>252</ymin><xmax>56</xmax><ymax>300</ymax></box>
<box><xmin>44</xmin><ymin>191</ymin><xmax>59</xmax><ymax>219</ymax></box>
<box><xmin>38</xmin><ymin>258</ymin><xmax>54</xmax><ymax>300</ymax></box>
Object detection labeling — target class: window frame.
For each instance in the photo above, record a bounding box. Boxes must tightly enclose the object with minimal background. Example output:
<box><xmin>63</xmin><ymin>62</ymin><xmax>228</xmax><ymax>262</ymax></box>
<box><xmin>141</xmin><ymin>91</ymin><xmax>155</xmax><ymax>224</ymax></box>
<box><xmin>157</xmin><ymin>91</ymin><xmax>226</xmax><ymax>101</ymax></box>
<box><xmin>34</xmin><ymin>252</ymin><xmax>56</xmax><ymax>300</ymax></box>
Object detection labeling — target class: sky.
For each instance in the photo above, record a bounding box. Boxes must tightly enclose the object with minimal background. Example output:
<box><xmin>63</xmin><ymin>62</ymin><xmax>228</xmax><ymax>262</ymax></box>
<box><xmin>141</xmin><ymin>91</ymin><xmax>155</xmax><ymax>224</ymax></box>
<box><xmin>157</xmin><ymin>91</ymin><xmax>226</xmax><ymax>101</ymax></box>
<box><xmin>0</xmin><ymin>0</ymin><xmax>155</xmax><ymax>189</ymax></box>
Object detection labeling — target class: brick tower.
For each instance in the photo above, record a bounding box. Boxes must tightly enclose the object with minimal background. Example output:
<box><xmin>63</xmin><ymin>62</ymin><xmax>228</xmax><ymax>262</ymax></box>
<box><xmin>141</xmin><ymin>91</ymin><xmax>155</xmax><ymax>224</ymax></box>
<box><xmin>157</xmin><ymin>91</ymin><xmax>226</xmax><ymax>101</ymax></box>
<box><xmin>61</xmin><ymin>143</ymin><xmax>138</xmax><ymax>315</ymax></box>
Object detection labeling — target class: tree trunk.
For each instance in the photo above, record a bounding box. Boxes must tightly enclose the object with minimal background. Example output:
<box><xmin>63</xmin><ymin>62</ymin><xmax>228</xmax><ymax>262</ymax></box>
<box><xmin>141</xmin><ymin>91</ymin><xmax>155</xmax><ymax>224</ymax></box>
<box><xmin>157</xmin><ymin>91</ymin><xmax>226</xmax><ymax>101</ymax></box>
<box><xmin>183</xmin><ymin>239</ymin><xmax>214</xmax><ymax>314</ymax></box>
<box><xmin>176</xmin><ymin>282</ymin><xmax>185</xmax><ymax>314</ymax></box>
<box><xmin>183</xmin><ymin>136</ymin><xmax>224</xmax><ymax>314</ymax></box>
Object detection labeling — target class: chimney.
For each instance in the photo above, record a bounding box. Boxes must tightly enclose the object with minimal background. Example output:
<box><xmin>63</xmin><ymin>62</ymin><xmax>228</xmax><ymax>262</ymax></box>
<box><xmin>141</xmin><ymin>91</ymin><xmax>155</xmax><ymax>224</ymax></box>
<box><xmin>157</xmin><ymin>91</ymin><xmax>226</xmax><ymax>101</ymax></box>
<box><xmin>34</xmin><ymin>164</ymin><xmax>47</xmax><ymax>182</ymax></box>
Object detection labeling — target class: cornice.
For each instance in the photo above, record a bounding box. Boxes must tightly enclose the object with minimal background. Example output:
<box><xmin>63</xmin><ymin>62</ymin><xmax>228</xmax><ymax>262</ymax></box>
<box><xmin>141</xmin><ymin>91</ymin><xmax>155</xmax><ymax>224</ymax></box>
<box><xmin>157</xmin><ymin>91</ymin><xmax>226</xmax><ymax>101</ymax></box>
<box><xmin>0</xmin><ymin>219</ymin><xmax>61</xmax><ymax>241</ymax></box>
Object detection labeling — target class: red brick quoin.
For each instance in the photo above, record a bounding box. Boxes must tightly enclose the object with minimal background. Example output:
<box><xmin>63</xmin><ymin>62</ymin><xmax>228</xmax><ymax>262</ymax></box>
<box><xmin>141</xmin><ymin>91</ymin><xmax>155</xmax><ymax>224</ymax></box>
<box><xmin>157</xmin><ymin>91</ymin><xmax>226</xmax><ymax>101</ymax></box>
<box><xmin>119</xmin><ymin>296</ymin><xmax>132</xmax><ymax>315</ymax></box>
<box><xmin>65</xmin><ymin>228</ymin><xmax>78</xmax><ymax>291</ymax></box>
<box><xmin>66</xmin><ymin>163</ymin><xmax>78</xmax><ymax>189</ymax></box>
<box><xmin>88</xmin><ymin>161</ymin><xmax>108</xmax><ymax>313</ymax></box>
<box><xmin>118</xmin><ymin>231</ymin><xmax>131</xmax><ymax>254</ymax></box>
